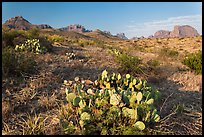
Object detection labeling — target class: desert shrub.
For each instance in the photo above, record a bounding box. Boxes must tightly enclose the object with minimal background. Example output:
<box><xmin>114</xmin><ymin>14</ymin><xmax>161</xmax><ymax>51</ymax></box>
<box><xmin>147</xmin><ymin>59</ymin><xmax>160</xmax><ymax>68</ymax></box>
<box><xmin>134</xmin><ymin>45</ymin><xmax>145</xmax><ymax>52</ymax></box>
<box><xmin>39</xmin><ymin>37</ymin><xmax>53</xmax><ymax>52</ymax></box>
<box><xmin>60</xmin><ymin>70</ymin><xmax>161</xmax><ymax>135</ymax></box>
<box><xmin>2</xmin><ymin>47</ymin><xmax>36</xmax><ymax>77</ymax></box>
<box><xmin>47</xmin><ymin>34</ymin><xmax>64</xmax><ymax>42</ymax></box>
<box><xmin>13</xmin><ymin>35</ymin><xmax>28</xmax><ymax>47</ymax></box>
<box><xmin>182</xmin><ymin>50</ymin><xmax>202</xmax><ymax>74</ymax></box>
<box><xmin>26</xmin><ymin>28</ymin><xmax>40</xmax><ymax>39</ymax></box>
<box><xmin>79</xmin><ymin>39</ymin><xmax>94</xmax><ymax>47</ymax></box>
<box><xmin>94</xmin><ymin>40</ymin><xmax>105</xmax><ymax>46</ymax></box>
<box><xmin>2</xmin><ymin>29</ymin><xmax>21</xmax><ymax>47</ymax></box>
<box><xmin>110</xmin><ymin>49</ymin><xmax>143</xmax><ymax>75</ymax></box>
<box><xmin>159</xmin><ymin>47</ymin><xmax>179</xmax><ymax>58</ymax></box>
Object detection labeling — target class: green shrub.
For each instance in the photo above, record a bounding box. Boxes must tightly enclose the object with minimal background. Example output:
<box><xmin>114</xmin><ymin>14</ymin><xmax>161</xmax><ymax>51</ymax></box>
<box><xmin>147</xmin><ymin>59</ymin><xmax>160</xmax><ymax>68</ymax></box>
<box><xmin>2</xmin><ymin>29</ymin><xmax>21</xmax><ymax>47</ymax></box>
<box><xmin>159</xmin><ymin>47</ymin><xmax>179</xmax><ymax>58</ymax></box>
<box><xmin>79</xmin><ymin>39</ymin><xmax>94</xmax><ymax>47</ymax></box>
<box><xmin>182</xmin><ymin>50</ymin><xmax>202</xmax><ymax>74</ymax></box>
<box><xmin>26</xmin><ymin>28</ymin><xmax>40</xmax><ymax>39</ymax></box>
<box><xmin>110</xmin><ymin>49</ymin><xmax>143</xmax><ymax>75</ymax></box>
<box><xmin>47</xmin><ymin>34</ymin><xmax>64</xmax><ymax>42</ymax></box>
<box><xmin>2</xmin><ymin>47</ymin><xmax>36</xmax><ymax>77</ymax></box>
<box><xmin>60</xmin><ymin>70</ymin><xmax>161</xmax><ymax>135</ymax></box>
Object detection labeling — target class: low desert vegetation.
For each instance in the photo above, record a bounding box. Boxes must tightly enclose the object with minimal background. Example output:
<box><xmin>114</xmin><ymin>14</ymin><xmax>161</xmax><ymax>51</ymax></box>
<box><xmin>2</xmin><ymin>47</ymin><xmax>37</xmax><ymax>78</ymax></box>
<box><xmin>110</xmin><ymin>49</ymin><xmax>144</xmax><ymax>76</ymax></box>
<box><xmin>182</xmin><ymin>50</ymin><xmax>202</xmax><ymax>74</ymax></box>
<box><xmin>2</xmin><ymin>28</ymin><xmax>202</xmax><ymax>135</ymax></box>
<box><xmin>159</xmin><ymin>47</ymin><xmax>179</xmax><ymax>58</ymax></box>
<box><xmin>60</xmin><ymin>70</ymin><xmax>161</xmax><ymax>135</ymax></box>
<box><xmin>47</xmin><ymin>34</ymin><xmax>65</xmax><ymax>42</ymax></box>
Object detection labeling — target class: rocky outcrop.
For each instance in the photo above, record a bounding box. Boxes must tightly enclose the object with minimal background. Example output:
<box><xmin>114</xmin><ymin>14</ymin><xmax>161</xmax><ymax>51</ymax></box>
<box><xmin>3</xmin><ymin>16</ymin><xmax>32</xmax><ymax>30</ymax></box>
<box><xmin>154</xmin><ymin>30</ymin><xmax>171</xmax><ymax>38</ymax></box>
<box><xmin>116</xmin><ymin>33</ymin><xmax>128</xmax><ymax>40</ymax></box>
<box><xmin>148</xmin><ymin>35</ymin><xmax>154</xmax><ymax>39</ymax></box>
<box><xmin>152</xmin><ymin>25</ymin><xmax>200</xmax><ymax>38</ymax></box>
<box><xmin>59</xmin><ymin>24</ymin><xmax>91</xmax><ymax>32</ymax></box>
<box><xmin>103</xmin><ymin>31</ymin><xmax>112</xmax><ymax>35</ymax></box>
<box><xmin>170</xmin><ymin>25</ymin><xmax>200</xmax><ymax>38</ymax></box>
<box><xmin>131</xmin><ymin>36</ymin><xmax>145</xmax><ymax>40</ymax></box>
<box><xmin>2</xmin><ymin>16</ymin><xmax>53</xmax><ymax>30</ymax></box>
<box><xmin>35</xmin><ymin>24</ymin><xmax>53</xmax><ymax>29</ymax></box>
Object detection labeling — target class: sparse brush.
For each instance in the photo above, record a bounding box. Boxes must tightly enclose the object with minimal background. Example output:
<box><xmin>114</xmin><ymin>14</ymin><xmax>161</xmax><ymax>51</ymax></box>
<box><xmin>182</xmin><ymin>50</ymin><xmax>202</xmax><ymax>74</ymax></box>
<box><xmin>110</xmin><ymin>48</ymin><xmax>144</xmax><ymax>75</ymax></box>
<box><xmin>48</xmin><ymin>34</ymin><xmax>64</xmax><ymax>42</ymax></box>
<box><xmin>2</xmin><ymin>47</ymin><xmax>37</xmax><ymax>77</ymax></box>
<box><xmin>159</xmin><ymin>47</ymin><xmax>179</xmax><ymax>58</ymax></box>
<box><xmin>17</xmin><ymin>113</ymin><xmax>49</xmax><ymax>135</ymax></box>
<box><xmin>147</xmin><ymin>59</ymin><xmax>160</xmax><ymax>68</ymax></box>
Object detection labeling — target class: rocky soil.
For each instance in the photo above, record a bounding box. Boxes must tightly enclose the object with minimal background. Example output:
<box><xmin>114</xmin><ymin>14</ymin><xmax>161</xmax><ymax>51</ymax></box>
<box><xmin>2</xmin><ymin>36</ymin><xmax>202</xmax><ymax>135</ymax></box>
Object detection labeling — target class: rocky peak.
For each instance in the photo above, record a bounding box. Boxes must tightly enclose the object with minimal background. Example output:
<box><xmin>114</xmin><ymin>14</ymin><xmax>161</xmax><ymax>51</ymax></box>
<box><xmin>4</xmin><ymin>16</ymin><xmax>32</xmax><ymax>30</ymax></box>
<box><xmin>154</xmin><ymin>30</ymin><xmax>171</xmax><ymax>38</ymax></box>
<box><xmin>103</xmin><ymin>31</ymin><xmax>112</xmax><ymax>35</ymax></box>
<box><xmin>59</xmin><ymin>24</ymin><xmax>91</xmax><ymax>32</ymax></box>
<box><xmin>170</xmin><ymin>25</ymin><xmax>200</xmax><ymax>38</ymax></box>
<box><xmin>148</xmin><ymin>35</ymin><xmax>154</xmax><ymax>39</ymax></box>
<box><xmin>36</xmin><ymin>24</ymin><xmax>53</xmax><ymax>29</ymax></box>
<box><xmin>116</xmin><ymin>33</ymin><xmax>128</xmax><ymax>40</ymax></box>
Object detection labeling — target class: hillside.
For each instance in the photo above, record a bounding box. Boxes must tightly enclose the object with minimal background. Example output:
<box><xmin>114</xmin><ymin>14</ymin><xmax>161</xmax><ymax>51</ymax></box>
<box><xmin>2</xmin><ymin>17</ymin><xmax>202</xmax><ymax>135</ymax></box>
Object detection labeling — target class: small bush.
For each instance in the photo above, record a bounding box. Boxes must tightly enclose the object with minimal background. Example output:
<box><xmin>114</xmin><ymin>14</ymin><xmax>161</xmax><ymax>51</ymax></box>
<box><xmin>2</xmin><ymin>47</ymin><xmax>37</xmax><ymax>77</ymax></box>
<box><xmin>182</xmin><ymin>50</ymin><xmax>202</xmax><ymax>74</ymax></box>
<box><xmin>79</xmin><ymin>39</ymin><xmax>94</xmax><ymax>47</ymax></box>
<box><xmin>47</xmin><ymin>34</ymin><xmax>64</xmax><ymax>42</ymax></box>
<box><xmin>110</xmin><ymin>49</ymin><xmax>142</xmax><ymax>75</ymax></box>
<box><xmin>26</xmin><ymin>28</ymin><xmax>40</xmax><ymax>39</ymax></box>
<box><xmin>2</xmin><ymin>29</ymin><xmax>21</xmax><ymax>47</ymax></box>
<box><xmin>159</xmin><ymin>47</ymin><xmax>179</xmax><ymax>58</ymax></box>
<box><xmin>147</xmin><ymin>59</ymin><xmax>160</xmax><ymax>68</ymax></box>
<box><xmin>60</xmin><ymin>70</ymin><xmax>161</xmax><ymax>135</ymax></box>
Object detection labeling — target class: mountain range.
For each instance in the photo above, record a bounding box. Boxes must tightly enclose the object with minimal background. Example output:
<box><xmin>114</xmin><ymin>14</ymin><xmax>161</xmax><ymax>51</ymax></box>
<box><xmin>2</xmin><ymin>16</ymin><xmax>200</xmax><ymax>39</ymax></box>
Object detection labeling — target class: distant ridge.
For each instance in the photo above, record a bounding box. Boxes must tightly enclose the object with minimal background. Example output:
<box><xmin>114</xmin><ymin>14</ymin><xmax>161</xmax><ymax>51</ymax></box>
<box><xmin>148</xmin><ymin>25</ymin><xmax>200</xmax><ymax>38</ymax></box>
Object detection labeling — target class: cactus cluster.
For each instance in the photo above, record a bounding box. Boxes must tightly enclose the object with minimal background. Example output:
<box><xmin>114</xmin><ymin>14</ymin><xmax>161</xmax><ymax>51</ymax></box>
<box><xmin>61</xmin><ymin>70</ymin><xmax>161</xmax><ymax>134</ymax></box>
<box><xmin>15</xmin><ymin>39</ymin><xmax>48</xmax><ymax>54</ymax></box>
<box><xmin>66</xmin><ymin>52</ymin><xmax>76</xmax><ymax>60</ymax></box>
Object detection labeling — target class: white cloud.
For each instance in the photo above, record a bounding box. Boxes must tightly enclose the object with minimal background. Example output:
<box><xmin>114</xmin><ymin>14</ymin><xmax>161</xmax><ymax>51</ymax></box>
<box><xmin>124</xmin><ymin>14</ymin><xmax>202</xmax><ymax>39</ymax></box>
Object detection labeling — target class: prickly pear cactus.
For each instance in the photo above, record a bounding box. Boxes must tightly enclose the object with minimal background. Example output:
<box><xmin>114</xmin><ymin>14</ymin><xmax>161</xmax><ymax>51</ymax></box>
<box><xmin>61</xmin><ymin>70</ymin><xmax>161</xmax><ymax>135</ymax></box>
<box><xmin>15</xmin><ymin>39</ymin><xmax>48</xmax><ymax>54</ymax></box>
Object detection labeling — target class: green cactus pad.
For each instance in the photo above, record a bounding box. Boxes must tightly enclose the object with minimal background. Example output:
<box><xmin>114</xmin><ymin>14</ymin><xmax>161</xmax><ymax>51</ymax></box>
<box><xmin>129</xmin><ymin>82</ymin><xmax>133</xmax><ymax>88</ymax></box>
<box><xmin>146</xmin><ymin>98</ymin><xmax>154</xmax><ymax>105</ymax></box>
<box><xmin>73</xmin><ymin>97</ymin><xmax>81</xmax><ymax>106</ymax></box>
<box><xmin>80</xmin><ymin>112</ymin><xmax>91</xmax><ymax>121</ymax></box>
<box><xmin>79</xmin><ymin>100</ymin><xmax>86</xmax><ymax>108</ymax></box>
<box><xmin>122</xmin><ymin>107</ymin><xmax>137</xmax><ymax>119</ymax></box>
<box><xmin>129</xmin><ymin>93</ymin><xmax>137</xmax><ymax>107</ymax></box>
<box><xmin>110</xmin><ymin>94</ymin><xmax>121</xmax><ymax>106</ymax></box>
<box><xmin>102</xmin><ymin>70</ymin><xmax>108</xmax><ymax>79</ymax></box>
<box><xmin>134</xmin><ymin>121</ymin><xmax>145</xmax><ymax>131</ymax></box>
<box><xmin>126</xmin><ymin>74</ymin><xmax>131</xmax><ymax>79</ymax></box>
<box><xmin>135</xmin><ymin>80</ymin><xmax>142</xmax><ymax>90</ymax></box>
<box><xmin>66</xmin><ymin>93</ymin><xmax>76</xmax><ymax>103</ymax></box>
<box><xmin>136</xmin><ymin>92</ymin><xmax>143</xmax><ymax>102</ymax></box>
<box><xmin>133</xmin><ymin>79</ymin><xmax>137</xmax><ymax>85</ymax></box>
<box><xmin>117</xmin><ymin>74</ymin><xmax>121</xmax><ymax>80</ymax></box>
<box><xmin>153</xmin><ymin>114</ymin><xmax>160</xmax><ymax>122</ymax></box>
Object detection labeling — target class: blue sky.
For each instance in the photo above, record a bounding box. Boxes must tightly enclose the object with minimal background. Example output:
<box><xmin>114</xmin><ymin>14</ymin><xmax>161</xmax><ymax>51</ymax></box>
<box><xmin>2</xmin><ymin>2</ymin><xmax>202</xmax><ymax>38</ymax></box>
